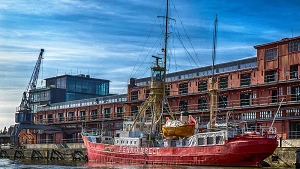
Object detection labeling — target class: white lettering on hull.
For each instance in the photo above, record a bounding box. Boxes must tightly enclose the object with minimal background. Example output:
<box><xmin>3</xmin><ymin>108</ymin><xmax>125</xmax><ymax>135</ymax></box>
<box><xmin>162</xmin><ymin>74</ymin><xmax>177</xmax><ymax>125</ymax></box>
<box><xmin>119</xmin><ymin>146</ymin><xmax>160</xmax><ymax>155</ymax></box>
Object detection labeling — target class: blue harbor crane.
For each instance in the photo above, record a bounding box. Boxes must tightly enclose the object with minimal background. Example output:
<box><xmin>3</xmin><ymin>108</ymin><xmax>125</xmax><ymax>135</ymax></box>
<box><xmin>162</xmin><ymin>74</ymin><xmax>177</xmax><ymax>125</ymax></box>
<box><xmin>11</xmin><ymin>49</ymin><xmax>61</xmax><ymax>147</ymax></box>
<box><xmin>16</xmin><ymin>49</ymin><xmax>44</xmax><ymax>123</ymax></box>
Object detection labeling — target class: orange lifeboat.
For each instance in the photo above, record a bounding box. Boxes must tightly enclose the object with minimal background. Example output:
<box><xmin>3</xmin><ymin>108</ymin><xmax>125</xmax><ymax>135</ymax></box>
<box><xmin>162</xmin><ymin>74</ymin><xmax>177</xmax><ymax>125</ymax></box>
<box><xmin>162</xmin><ymin>113</ymin><xmax>196</xmax><ymax>138</ymax></box>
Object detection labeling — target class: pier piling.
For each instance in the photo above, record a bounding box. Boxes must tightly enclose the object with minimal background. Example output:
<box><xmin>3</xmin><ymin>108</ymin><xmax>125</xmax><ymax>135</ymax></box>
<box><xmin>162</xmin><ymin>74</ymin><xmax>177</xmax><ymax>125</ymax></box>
<box><xmin>14</xmin><ymin>150</ymin><xmax>25</xmax><ymax>159</ymax></box>
<box><xmin>31</xmin><ymin>150</ymin><xmax>44</xmax><ymax>160</ymax></box>
<box><xmin>0</xmin><ymin>150</ymin><xmax>10</xmax><ymax>158</ymax></box>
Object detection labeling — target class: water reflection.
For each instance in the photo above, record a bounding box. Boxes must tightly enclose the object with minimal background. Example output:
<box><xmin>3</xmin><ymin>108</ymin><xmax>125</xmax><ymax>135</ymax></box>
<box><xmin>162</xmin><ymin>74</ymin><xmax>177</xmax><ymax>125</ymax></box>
<box><xmin>0</xmin><ymin>159</ymin><xmax>292</xmax><ymax>169</ymax></box>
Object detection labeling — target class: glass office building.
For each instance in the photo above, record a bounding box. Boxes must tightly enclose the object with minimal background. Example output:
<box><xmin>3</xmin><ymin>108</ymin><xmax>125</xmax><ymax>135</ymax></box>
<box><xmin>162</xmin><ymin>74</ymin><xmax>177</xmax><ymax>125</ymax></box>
<box><xmin>30</xmin><ymin>74</ymin><xmax>110</xmax><ymax>114</ymax></box>
<box><xmin>45</xmin><ymin>74</ymin><xmax>109</xmax><ymax>102</ymax></box>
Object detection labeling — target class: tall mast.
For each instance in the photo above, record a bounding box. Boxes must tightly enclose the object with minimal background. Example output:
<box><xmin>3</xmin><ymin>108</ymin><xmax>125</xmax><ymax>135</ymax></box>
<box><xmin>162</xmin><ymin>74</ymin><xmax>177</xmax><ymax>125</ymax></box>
<box><xmin>209</xmin><ymin>15</ymin><xmax>218</xmax><ymax>129</ymax></box>
<box><xmin>163</xmin><ymin>0</ymin><xmax>169</xmax><ymax>97</ymax></box>
<box><xmin>212</xmin><ymin>14</ymin><xmax>217</xmax><ymax>80</ymax></box>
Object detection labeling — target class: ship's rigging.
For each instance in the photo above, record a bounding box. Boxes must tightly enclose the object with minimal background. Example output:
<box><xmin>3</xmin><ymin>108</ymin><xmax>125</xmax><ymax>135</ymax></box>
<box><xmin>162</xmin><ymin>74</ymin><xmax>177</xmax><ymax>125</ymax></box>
<box><xmin>128</xmin><ymin>0</ymin><xmax>200</xmax><ymax>85</ymax></box>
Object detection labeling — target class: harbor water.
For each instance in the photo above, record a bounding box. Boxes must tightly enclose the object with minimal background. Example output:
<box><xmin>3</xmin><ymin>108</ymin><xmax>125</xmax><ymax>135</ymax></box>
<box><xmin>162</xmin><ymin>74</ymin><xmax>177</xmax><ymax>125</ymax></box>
<box><xmin>0</xmin><ymin>159</ymin><xmax>291</xmax><ymax>169</ymax></box>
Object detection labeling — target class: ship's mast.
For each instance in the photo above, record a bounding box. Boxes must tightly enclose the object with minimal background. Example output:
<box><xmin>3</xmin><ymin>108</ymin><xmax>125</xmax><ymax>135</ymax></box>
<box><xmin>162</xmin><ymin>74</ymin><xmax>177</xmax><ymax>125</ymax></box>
<box><xmin>209</xmin><ymin>15</ymin><xmax>218</xmax><ymax>129</ymax></box>
<box><xmin>129</xmin><ymin>0</ymin><xmax>174</xmax><ymax>133</ymax></box>
<box><xmin>163</xmin><ymin>0</ymin><xmax>169</xmax><ymax>97</ymax></box>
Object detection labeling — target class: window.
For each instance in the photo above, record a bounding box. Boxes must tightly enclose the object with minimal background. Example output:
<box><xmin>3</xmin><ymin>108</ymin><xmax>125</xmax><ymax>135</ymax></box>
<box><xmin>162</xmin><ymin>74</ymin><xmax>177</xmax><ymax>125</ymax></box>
<box><xmin>260</xmin><ymin>111</ymin><xmax>273</xmax><ymax>119</ymax></box>
<box><xmin>207</xmin><ymin>137</ymin><xmax>214</xmax><ymax>145</ymax></box>
<box><xmin>288</xmin><ymin>40</ymin><xmax>300</xmax><ymax>53</ymax></box>
<box><xmin>165</xmin><ymin>85</ymin><xmax>170</xmax><ymax>96</ymax></box>
<box><xmin>38</xmin><ymin>115</ymin><xmax>43</xmax><ymax>123</ymax></box>
<box><xmin>216</xmin><ymin>136</ymin><xmax>224</xmax><ymax>145</ymax></box>
<box><xmin>242</xmin><ymin>112</ymin><xmax>256</xmax><ymax>120</ymax></box>
<box><xmin>286</xmin><ymin>109</ymin><xmax>300</xmax><ymax>117</ymax></box>
<box><xmin>117</xmin><ymin>107</ymin><xmax>123</xmax><ymax>117</ymax></box>
<box><xmin>265</xmin><ymin>48</ymin><xmax>278</xmax><ymax>61</ymax></box>
<box><xmin>198</xmin><ymin>97</ymin><xmax>207</xmax><ymax>110</ymax></box>
<box><xmin>91</xmin><ymin>109</ymin><xmax>98</xmax><ymax>119</ymax></box>
<box><xmin>198</xmin><ymin>81</ymin><xmax>207</xmax><ymax>92</ymax></box>
<box><xmin>252</xmin><ymin>92</ymin><xmax>257</xmax><ymax>98</ymax></box>
<box><xmin>179</xmin><ymin>100</ymin><xmax>188</xmax><ymax>111</ymax></box>
<box><xmin>279</xmin><ymin>87</ymin><xmax>283</xmax><ymax>96</ymax></box>
<box><xmin>291</xmin><ymin>86</ymin><xmax>300</xmax><ymax>101</ymax></box>
<box><xmin>131</xmin><ymin>106</ymin><xmax>138</xmax><ymax>116</ymax></box>
<box><xmin>179</xmin><ymin>83</ymin><xmax>188</xmax><ymax>94</ymax></box>
<box><xmin>68</xmin><ymin>112</ymin><xmax>74</xmax><ymax>121</ymax></box>
<box><xmin>276</xmin><ymin>110</ymin><xmax>282</xmax><ymax>118</ymax></box>
<box><xmin>145</xmin><ymin>89</ymin><xmax>150</xmax><ymax>98</ymax></box>
<box><xmin>218</xmin><ymin>95</ymin><xmax>228</xmax><ymax>108</ymax></box>
<box><xmin>240</xmin><ymin>93</ymin><xmax>251</xmax><ymax>106</ymax></box>
<box><xmin>287</xmin><ymin>86</ymin><xmax>291</xmax><ymax>95</ymax></box>
<box><xmin>131</xmin><ymin>91</ymin><xmax>138</xmax><ymax>101</ymax></box>
<box><xmin>272</xmin><ymin>90</ymin><xmax>278</xmax><ymax>103</ymax></box>
<box><xmin>198</xmin><ymin>137</ymin><xmax>205</xmax><ymax>145</ymax></box>
<box><xmin>289</xmin><ymin>122</ymin><xmax>300</xmax><ymax>139</ymax></box>
<box><xmin>104</xmin><ymin>108</ymin><xmax>111</xmax><ymax>118</ymax></box>
<box><xmin>47</xmin><ymin>114</ymin><xmax>53</xmax><ymax>123</ymax></box>
<box><xmin>58</xmin><ymin>113</ymin><xmax>64</xmax><ymax>122</ymax></box>
<box><xmin>240</xmin><ymin>73</ymin><xmax>251</xmax><ymax>86</ymax></box>
<box><xmin>264</xmin><ymin>70</ymin><xmax>277</xmax><ymax>82</ymax></box>
<box><xmin>290</xmin><ymin>65</ymin><xmax>298</xmax><ymax>79</ymax></box>
<box><xmin>219</xmin><ymin>76</ymin><xmax>228</xmax><ymax>89</ymax></box>
<box><xmin>80</xmin><ymin>111</ymin><xmax>86</xmax><ymax>120</ymax></box>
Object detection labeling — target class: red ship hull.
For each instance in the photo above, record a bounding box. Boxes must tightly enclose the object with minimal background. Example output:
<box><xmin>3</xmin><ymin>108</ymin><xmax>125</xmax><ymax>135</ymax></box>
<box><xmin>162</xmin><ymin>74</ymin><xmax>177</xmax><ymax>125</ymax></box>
<box><xmin>82</xmin><ymin>135</ymin><xmax>277</xmax><ymax>167</ymax></box>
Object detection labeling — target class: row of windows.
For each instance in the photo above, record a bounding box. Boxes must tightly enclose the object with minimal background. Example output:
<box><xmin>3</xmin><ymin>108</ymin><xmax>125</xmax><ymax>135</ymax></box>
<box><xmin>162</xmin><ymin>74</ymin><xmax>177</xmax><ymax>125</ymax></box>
<box><xmin>177</xmin><ymin>87</ymin><xmax>300</xmax><ymax>110</ymax></box>
<box><xmin>135</xmin><ymin>61</ymin><xmax>257</xmax><ymax>87</ymax></box>
<box><xmin>136</xmin><ymin>39</ymin><xmax>300</xmax><ymax>88</ymax></box>
<box><xmin>32</xmin><ymin>91</ymin><xmax>50</xmax><ymax>102</ymax></box>
<box><xmin>42</xmin><ymin>96</ymin><xmax>127</xmax><ymax>111</ymax></box>
<box><xmin>38</xmin><ymin>109</ymin><xmax>124</xmax><ymax>122</ymax></box>
<box><xmin>132</xmin><ymin>75</ymin><xmax>252</xmax><ymax>100</ymax></box>
<box><xmin>132</xmin><ymin>77</ymin><xmax>299</xmax><ymax>102</ymax></box>
<box><xmin>137</xmin><ymin>68</ymin><xmax>298</xmax><ymax>93</ymax></box>
<box><xmin>116</xmin><ymin>139</ymin><xmax>138</xmax><ymax>145</ymax></box>
<box><xmin>264</xmin><ymin>39</ymin><xmax>300</xmax><ymax>61</ymax></box>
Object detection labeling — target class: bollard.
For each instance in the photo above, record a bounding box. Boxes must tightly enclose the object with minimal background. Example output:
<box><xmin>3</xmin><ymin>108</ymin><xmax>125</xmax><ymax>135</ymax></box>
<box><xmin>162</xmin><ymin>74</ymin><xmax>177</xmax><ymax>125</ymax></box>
<box><xmin>296</xmin><ymin>148</ymin><xmax>300</xmax><ymax>169</ymax></box>
<box><xmin>279</xmin><ymin>137</ymin><xmax>282</xmax><ymax>148</ymax></box>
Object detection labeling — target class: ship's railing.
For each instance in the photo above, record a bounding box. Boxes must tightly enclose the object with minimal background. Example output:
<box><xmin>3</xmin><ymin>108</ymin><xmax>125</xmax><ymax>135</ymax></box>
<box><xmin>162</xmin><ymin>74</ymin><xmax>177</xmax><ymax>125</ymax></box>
<box><xmin>123</xmin><ymin>116</ymin><xmax>135</xmax><ymax>121</ymax></box>
<box><xmin>81</xmin><ymin>128</ymin><xmax>106</xmax><ymax>136</ymax></box>
<box><xmin>227</xmin><ymin>125</ymin><xmax>277</xmax><ymax>138</ymax></box>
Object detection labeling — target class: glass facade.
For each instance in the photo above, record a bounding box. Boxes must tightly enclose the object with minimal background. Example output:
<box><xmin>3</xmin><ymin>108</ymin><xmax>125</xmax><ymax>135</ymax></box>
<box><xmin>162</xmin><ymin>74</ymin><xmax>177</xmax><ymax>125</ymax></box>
<box><xmin>32</xmin><ymin>75</ymin><xmax>110</xmax><ymax>104</ymax></box>
<box><xmin>65</xmin><ymin>76</ymin><xmax>109</xmax><ymax>97</ymax></box>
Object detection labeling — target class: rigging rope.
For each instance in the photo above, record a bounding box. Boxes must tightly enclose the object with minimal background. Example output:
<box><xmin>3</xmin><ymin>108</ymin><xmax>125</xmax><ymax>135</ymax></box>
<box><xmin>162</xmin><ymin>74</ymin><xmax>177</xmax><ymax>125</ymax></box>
<box><xmin>122</xmin><ymin>1</ymin><xmax>165</xmax><ymax>93</ymax></box>
<box><xmin>174</xmin><ymin>31</ymin><xmax>198</xmax><ymax>68</ymax></box>
<box><xmin>171</xmin><ymin>1</ymin><xmax>201</xmax><ymax>67</ymax></box>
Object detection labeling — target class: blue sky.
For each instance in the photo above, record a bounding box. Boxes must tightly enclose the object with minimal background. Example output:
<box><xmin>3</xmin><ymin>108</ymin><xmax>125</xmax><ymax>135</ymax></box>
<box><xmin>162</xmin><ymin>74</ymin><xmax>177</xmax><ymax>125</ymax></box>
<box><xmin>0</xmin><ymin>0</ymin><xmax>300</xmax><ymax>130</ymax></box>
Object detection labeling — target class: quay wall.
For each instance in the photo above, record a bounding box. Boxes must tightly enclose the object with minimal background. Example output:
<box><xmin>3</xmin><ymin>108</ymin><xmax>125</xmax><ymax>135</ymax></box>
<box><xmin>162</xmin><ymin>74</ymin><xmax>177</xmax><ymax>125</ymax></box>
<box><xmin>263</xmin><ymin>147</ymin><xmax>297</xmax><ymax>167</ymax></box>
<box><xmin>0</xmin><ymin>143</ymin><xmax>86</xmax><ymax>161</ymax></box>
